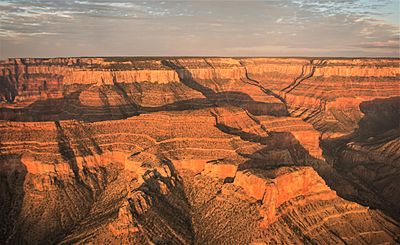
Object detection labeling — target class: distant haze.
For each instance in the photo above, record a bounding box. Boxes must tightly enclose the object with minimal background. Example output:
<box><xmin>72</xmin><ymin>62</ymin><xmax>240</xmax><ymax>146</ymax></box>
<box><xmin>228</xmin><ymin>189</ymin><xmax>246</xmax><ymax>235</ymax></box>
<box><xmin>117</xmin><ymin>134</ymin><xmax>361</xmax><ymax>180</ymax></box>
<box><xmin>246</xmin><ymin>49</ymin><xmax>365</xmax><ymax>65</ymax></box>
<box><xmin>0</xmin><ymin>0</ymin><xmax>399</xmax><ymax>59</ymax></box>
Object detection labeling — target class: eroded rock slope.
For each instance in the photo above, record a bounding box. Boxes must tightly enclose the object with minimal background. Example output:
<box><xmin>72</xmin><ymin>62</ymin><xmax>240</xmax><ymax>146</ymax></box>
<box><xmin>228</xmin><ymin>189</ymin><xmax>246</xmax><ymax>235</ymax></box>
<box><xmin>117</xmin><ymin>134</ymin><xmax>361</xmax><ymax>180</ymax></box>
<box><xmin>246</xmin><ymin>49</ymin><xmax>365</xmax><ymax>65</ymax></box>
<box><xmin>0</xmin><ymin>57</ymin><xmax>399</xmax><ymax>244</ymax></box>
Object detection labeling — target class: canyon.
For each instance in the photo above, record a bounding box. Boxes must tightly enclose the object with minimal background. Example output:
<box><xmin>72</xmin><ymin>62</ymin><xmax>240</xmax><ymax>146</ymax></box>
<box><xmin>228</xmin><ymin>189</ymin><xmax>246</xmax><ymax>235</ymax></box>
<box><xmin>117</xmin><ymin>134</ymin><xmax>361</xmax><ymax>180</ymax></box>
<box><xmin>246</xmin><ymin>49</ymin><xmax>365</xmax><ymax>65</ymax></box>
<box><xmin>0</xmin><ymin>57</ymin><xmax>399</xmax><ymax>244</ymax></box>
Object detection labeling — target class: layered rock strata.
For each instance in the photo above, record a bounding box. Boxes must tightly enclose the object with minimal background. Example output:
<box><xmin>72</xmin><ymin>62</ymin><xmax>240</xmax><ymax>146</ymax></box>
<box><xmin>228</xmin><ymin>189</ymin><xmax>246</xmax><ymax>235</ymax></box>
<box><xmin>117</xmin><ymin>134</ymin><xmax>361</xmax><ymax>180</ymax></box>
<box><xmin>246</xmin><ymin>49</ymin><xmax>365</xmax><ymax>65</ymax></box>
<box><xmin>0</xmin><ymin>57</ymin><xmax>399</xmax><ymax>244</ymax></box>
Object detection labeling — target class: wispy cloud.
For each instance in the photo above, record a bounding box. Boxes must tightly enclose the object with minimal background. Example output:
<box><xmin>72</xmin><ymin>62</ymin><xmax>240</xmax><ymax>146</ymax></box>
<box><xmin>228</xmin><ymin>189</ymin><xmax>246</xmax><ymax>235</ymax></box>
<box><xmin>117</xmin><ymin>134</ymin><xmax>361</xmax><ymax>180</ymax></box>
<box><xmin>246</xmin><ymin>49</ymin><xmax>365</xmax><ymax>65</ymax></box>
<box><xmin>0</xmin><ymin>0</ymin><xmax>398</xmax><ymax>58</ymax></box>
<box><xmin>73</xmin><ymin>1</ymin><xmax>172</xmax><ymax>17</ymax></box>
<box><xmin>0</xmin><ymin>0</ymin><xmax>188</xmax><ymax>38</ymax></box>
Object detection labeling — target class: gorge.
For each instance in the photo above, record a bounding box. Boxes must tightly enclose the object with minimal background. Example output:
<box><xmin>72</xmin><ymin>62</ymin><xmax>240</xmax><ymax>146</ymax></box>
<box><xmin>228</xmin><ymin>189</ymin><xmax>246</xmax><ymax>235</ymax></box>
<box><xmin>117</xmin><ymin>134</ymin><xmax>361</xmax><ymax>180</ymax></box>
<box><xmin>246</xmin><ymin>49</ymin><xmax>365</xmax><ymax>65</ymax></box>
<box><xmin>0</xmin><ymin>57</ymin><xmax>399</xmax><ymax>244</ymax></box>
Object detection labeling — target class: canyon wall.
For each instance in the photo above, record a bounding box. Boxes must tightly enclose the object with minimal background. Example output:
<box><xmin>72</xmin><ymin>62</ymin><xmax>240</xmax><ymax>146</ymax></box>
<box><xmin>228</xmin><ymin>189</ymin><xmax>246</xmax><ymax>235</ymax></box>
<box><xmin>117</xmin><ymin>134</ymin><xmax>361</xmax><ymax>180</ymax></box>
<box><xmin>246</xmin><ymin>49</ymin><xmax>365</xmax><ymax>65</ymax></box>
<box><xmin>0</xmin><ymin>57</ymin><xmax>399</xmax><ymax>244</ymax></box>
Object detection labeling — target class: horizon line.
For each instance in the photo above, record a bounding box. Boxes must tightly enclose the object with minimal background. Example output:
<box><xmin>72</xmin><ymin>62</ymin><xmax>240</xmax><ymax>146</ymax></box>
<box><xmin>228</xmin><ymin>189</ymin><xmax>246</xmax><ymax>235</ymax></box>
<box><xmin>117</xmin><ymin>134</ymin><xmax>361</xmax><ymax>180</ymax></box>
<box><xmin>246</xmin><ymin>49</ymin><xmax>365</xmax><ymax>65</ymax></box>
<box><xmin>2</xmin><ymin>55</ymin><xmax>400</xmax><ymax>61</ymax></box>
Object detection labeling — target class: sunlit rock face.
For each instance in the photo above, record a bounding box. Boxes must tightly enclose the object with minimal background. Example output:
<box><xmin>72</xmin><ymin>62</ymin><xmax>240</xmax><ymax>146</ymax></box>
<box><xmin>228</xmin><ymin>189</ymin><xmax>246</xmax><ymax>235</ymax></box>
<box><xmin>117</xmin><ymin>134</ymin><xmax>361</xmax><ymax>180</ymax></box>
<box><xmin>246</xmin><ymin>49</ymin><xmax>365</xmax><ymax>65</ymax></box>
<box><xmin>0</xmin><ymin>57</ymin><xmax>399</xmax><ymax>244</ymax></box>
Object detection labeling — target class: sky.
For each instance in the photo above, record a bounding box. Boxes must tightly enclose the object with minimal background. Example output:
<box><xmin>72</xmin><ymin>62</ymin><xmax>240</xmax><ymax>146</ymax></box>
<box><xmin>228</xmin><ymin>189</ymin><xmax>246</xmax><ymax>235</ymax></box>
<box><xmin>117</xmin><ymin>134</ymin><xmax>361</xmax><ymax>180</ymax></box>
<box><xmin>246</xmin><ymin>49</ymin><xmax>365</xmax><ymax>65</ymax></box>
<box><xmin>0</xmin><ymin>0</ymin><xmax>399</xmax><ymax>59</ymax></box>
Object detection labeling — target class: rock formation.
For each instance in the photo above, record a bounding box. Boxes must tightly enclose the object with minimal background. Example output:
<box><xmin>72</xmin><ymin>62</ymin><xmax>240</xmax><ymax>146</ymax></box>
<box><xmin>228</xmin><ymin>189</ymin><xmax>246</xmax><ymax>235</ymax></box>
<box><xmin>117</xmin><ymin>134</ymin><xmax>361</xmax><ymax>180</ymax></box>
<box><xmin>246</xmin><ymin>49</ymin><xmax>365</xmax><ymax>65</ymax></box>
<box><xmin>0</xmin><ymin>57</ymin><xmax>399</xmax><ymax>244</ymax></box>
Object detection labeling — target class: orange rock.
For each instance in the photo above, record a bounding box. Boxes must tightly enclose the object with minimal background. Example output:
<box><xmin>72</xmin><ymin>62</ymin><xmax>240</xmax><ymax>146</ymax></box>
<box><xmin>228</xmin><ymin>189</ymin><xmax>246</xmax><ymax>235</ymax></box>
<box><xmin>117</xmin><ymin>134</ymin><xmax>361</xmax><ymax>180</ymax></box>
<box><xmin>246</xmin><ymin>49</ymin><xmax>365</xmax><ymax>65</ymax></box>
<box><xmin>203</xmin><ymin>162</ymin><xmax>237</xmax><ymax>179</ymax></box>
<box><xmin>234</xmin><ymin>167</ymin><xmax>336</xmax><ymax>226</ymax></box>
<box><xmin>1</xmin><ymin>57</ymin><xmax>399</xmax><ymax>244</ymax></box>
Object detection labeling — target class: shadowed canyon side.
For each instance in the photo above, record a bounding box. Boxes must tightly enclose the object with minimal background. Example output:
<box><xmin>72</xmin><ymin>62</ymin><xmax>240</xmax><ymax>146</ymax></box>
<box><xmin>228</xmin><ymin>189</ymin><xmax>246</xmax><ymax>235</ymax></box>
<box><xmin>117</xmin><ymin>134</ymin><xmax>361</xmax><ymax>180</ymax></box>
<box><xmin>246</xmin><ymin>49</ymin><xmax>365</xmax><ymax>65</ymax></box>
<box><xmin>0</xmin><ymin>57</ymin><xmax>399</xmax><ymax>244</ymax></box>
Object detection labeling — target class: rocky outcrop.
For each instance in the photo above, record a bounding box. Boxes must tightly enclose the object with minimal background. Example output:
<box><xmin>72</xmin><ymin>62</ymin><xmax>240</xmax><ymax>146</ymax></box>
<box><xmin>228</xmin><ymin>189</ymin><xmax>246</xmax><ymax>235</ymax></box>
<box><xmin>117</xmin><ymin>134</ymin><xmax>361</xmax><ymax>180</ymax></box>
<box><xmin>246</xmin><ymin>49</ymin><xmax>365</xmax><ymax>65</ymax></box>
<box><xmin>233</xmin><ymin>166</ymin><xmax>337</xmax><ymax>225</ymax></box>
<box><xmin>0</xmin><ymin>57</ymin><xmax>399</xmax><ymax>244</ymax></box>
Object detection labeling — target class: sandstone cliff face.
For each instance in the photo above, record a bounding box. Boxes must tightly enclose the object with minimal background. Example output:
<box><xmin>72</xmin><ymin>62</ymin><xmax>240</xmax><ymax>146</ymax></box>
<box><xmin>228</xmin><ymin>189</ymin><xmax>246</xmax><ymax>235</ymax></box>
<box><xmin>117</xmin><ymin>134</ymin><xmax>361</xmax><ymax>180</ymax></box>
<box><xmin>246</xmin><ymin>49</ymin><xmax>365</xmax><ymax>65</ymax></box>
<box><xmin>2</xmin><ymin>57</ymin><xmax>398</xmax><ymax>130</ymax></box>
<box><xmin>0</xmin><ymin>57</ymin><xmax>399</xmax><ymax>244</ymax></box>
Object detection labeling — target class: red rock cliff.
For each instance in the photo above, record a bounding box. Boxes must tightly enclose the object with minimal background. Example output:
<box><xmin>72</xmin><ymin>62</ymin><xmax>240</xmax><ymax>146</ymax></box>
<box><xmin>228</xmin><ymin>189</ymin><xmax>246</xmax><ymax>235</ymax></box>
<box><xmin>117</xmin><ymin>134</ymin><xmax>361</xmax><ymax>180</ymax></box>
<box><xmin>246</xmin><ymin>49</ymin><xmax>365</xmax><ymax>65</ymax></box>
<box><xmin>0</xmin><ymin>57</ymin><xmax>399</xmax><ymax>244</ymax></box>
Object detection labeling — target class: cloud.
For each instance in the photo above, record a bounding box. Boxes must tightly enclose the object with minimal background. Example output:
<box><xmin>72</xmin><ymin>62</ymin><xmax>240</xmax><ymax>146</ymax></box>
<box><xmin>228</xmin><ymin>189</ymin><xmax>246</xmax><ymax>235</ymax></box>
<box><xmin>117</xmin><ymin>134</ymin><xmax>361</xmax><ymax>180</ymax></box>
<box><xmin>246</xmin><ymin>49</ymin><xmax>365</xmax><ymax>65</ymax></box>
<box><xmin>0</xmin><ymin>0</ymin><xmax>174</xmax><ymax>39</ymax></box>
<box><xmin>0</xmin><ymin>29</ymin><xmax>57</xmax><ymax>39</ymax></box>
<box><xmin>0</xmin><ymin>0</ymin><xmax>398</xmax><ymax>58</ymax></box>
<box><xmin>73</xmin><ymin>1</ymin><xmax>171</xmax><ymax>16</ymax></box>
<box><xmin>361</xmin><ymin>39</ymin><xmax>399</xmax><ymax>49</ymax></box>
